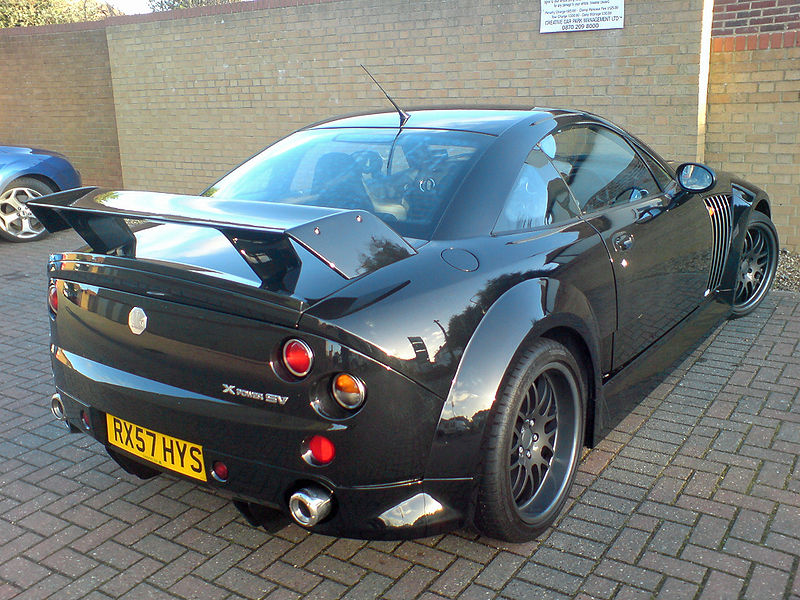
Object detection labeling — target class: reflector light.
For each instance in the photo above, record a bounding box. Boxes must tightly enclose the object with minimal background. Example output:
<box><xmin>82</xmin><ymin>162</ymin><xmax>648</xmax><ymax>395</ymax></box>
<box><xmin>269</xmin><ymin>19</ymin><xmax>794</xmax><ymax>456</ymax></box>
<box><xmin>211</xmin><ymin>461</ymin><xmax>229</xmax><ymax>482</ymax></box>
<box><xmin>282</xmin><ymin>339</ymin><xmax>313</xmax><ymax>377</ymax></box>
<box><xmin>308</xmin><ymin>435</ymin><xmax>335</xmax><ymax>465</ymax></box>
<box><xmin>332</xmin><ymin>373</ymin><xmax>366</xmax><ymax>409</ymax></box>
<box><xmin>48</xmin><ymin>283</ymin><xmax>58</xmax><ymax>314</ymax></box>
<box><xmin>80</xmin><ymin>410</ymin><xmax>90</xmax><ymax>430</ymax></box>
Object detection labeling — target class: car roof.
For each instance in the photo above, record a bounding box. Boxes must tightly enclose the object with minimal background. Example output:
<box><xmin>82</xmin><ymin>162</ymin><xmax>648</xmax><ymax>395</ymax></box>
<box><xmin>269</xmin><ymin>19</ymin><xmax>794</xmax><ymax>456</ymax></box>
<box><xmin>308</xmin><ymin>108</ymin><xmax>582</xmax><ymax>136</ymax></box>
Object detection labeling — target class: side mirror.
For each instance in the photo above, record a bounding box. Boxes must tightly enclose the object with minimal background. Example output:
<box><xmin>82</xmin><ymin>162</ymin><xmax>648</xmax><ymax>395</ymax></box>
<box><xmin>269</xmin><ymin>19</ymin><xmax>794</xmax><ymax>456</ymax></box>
<box><xmin>676</xmin><ymin>163</ymin><xmax>715</xmax><ymax>193</ymax></box>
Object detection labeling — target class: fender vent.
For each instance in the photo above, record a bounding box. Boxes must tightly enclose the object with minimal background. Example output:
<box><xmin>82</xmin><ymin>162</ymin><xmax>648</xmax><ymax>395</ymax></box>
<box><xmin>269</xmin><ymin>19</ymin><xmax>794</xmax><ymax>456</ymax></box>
<box><xmin>703</xmin><ymin>194</ymin><xmax>733</xmax><ymax>293</ymax></box>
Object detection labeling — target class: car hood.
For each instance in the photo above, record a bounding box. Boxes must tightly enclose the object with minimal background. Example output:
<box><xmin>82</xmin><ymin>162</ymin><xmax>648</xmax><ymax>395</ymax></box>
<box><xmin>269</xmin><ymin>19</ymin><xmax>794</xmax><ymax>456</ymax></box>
<box><xmin>0</xmin><ymin>145</ymin><xmax>64</xmax><ymax>158</ymax></box>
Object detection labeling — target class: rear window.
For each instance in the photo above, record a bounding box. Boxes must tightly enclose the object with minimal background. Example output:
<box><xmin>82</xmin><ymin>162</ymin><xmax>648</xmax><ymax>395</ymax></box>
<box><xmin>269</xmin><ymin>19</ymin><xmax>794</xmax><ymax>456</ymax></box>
<box><xmin>204</xmin><ymin>128</ymin><xmax>492</xmax><ymax>240</ymax></box>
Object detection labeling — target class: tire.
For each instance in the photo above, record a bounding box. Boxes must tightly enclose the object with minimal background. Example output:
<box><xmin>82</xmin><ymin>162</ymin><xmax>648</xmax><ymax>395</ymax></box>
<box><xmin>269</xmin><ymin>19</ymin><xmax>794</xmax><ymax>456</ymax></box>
<box><xmin>731</xmin><ymin>212</ymin><xmax>778</xmax><ymax>317</ymax></box>
<box><xmin>475</xmin><ymin>338</ymin><xmax>586</xmax><ymax>542</ymax></box>
<box><xmin>0</xmin><ymin>177</ymin><xmax>54</xmax><ymax>242</ymax></box>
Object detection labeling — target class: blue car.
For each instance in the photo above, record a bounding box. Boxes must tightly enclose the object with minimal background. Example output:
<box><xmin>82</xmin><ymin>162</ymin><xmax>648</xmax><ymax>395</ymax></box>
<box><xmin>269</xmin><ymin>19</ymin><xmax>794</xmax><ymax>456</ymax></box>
<box><xmin>0</xmin><ymin>146</ymin><xmax>81</xmax><ymax>242</ymax></box>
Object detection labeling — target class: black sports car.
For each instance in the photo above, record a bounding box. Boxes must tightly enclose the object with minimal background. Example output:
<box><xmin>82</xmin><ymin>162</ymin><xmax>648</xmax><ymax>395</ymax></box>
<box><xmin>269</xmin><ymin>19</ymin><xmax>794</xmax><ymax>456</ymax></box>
<box><xmin>30</xmin><ymin>109</ymin><xmax>778</xmax><ymax>541</ymax></box>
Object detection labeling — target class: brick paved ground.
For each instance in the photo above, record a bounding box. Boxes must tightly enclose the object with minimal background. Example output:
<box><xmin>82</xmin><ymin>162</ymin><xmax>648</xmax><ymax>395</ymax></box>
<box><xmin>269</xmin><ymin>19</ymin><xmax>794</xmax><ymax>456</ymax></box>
<box><xmin>1</xmin><ymin>231</ymin><xmax>798</xmax><ymax>600</ymax></box>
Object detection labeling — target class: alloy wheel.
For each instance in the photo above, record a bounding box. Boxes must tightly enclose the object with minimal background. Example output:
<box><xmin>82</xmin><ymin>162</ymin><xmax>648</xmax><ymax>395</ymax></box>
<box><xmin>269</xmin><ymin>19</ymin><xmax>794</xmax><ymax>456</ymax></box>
<box><xmin>0</xmin><ymin>186</ymin><xmax>46</xmax><ymax>240</ymax></box>
<box><xmin>733</xmin><ymin>218</ymin><xmax>777</xmax><ymax>313</ymax></box>
<box><xmin>508</xmin><ymin>361</ymin><xmax>580</xmax><ymax>520</ymax></box>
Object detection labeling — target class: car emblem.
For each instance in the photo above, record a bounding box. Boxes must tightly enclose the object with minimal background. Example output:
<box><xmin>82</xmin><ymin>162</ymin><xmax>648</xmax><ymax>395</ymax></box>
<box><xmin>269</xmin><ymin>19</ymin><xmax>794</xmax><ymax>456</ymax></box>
<box><xmin>222</xmin><ymin>383</ymin><xmax>288</xmax><ymax>405</ymax></box>
<box><xmin>128</xmin><ymin>307</ymin><xmax>148</xmax><ymax>335</ymax></box>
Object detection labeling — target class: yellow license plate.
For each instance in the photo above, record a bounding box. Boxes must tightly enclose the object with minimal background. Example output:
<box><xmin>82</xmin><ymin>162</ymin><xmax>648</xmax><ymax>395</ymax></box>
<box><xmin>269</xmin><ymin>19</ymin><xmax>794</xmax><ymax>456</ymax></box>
<box><xmin>106</xmin><ymin>414</ymin><xmax>207</xmax><ymax>482</ymax></box>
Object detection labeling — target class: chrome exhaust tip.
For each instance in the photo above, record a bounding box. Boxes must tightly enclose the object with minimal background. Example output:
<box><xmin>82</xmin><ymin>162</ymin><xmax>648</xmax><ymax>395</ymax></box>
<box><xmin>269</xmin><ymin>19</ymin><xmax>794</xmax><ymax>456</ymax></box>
<box><xmin>50</xmin><ymin>393</ymin><xmax>66</xmax><ymax>421</ymax></box>
<box><xmin>50</xmin><ymin>393</ymin><xmax>71</xmax><ymax>430</ymax></box>
<box><xmin>289</xmin><ymin>486</ymin><xmax>333</xmax><ymax>527</ymax></box>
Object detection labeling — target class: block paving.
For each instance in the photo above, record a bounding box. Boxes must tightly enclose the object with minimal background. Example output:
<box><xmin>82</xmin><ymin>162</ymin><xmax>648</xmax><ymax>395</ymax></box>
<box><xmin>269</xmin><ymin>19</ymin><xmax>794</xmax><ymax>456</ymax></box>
<box><xmin>1</xmin><ymin>231</ymin><xmax>798</xmax><ymax>599</ymax></box>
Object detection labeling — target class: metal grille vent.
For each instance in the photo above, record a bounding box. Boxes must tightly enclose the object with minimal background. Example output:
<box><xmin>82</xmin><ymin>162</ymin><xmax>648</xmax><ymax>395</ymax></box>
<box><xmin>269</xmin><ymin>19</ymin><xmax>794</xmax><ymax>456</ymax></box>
<box><xmin>703</xmin><ymin>194</ymin><xmax>733</xmax><ymax>293</ymax></box>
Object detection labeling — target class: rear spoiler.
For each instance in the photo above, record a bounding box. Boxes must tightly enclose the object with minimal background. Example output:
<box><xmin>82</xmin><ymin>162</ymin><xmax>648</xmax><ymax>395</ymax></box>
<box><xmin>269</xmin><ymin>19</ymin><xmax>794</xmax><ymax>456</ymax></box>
<box><xmin>29</xmin><ymin>187</ymin><xmax>416</xmax><ymax>281</ymax></box>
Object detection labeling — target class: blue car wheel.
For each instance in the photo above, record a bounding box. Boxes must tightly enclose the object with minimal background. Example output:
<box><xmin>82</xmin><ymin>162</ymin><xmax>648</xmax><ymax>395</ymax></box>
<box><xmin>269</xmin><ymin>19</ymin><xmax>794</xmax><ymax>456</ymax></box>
<box><xmin>0</xmin><ymin>177</ymin><xmax>52</xmax><ymax>242</ymax></box>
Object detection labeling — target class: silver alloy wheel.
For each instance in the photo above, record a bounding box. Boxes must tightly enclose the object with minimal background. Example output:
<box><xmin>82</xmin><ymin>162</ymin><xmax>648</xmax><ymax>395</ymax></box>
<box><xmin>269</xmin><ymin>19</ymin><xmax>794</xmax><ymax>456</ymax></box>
<box><xmin>0</xmin><ymin>186</ymin><xmax>46</xmax><ymax>240</ymax></box>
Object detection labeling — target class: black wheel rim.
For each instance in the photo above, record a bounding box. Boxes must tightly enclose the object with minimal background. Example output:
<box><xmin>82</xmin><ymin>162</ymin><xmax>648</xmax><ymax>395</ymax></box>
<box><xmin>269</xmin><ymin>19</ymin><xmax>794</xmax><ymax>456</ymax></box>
<box><xmin>507</xmin><ymin>362</ymin><xmax>580</xmax><ymax>521</ymax></box>
<box><xmin>734</xmin><ymin>221</ymin><xmax>777</xmax><ymax>312</ymax></box>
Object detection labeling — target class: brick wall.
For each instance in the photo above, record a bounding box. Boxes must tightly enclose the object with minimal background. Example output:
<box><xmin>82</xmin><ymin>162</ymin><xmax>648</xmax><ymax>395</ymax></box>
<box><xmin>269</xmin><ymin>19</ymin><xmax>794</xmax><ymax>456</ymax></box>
<box><xmin>4</xmin><ymin>0</ymin><xmax>799</xmax><ymax>249</ymax></box>
<box><xmin>0</xmin><ymin>28</ymin><xmax>123</xmax><ymax>188</ymax></box>
<box><xmin>713</xmin><ymin>0</ymin><xmax>800</xmax><ymax>37</ymax></box>
<box><xmin>708</xmin><ymin>0</ymin><xmax>799</xmax><ymax>249</ymax></box>
<box><xmin>101</xmin><ymin>0</ymin><xmax>705</xmax><ymax>195</ymax></box>
<box><xmin>0</xmin><ymin>0</ymin><xmax>706</xmax><ymax>194</ymax></box>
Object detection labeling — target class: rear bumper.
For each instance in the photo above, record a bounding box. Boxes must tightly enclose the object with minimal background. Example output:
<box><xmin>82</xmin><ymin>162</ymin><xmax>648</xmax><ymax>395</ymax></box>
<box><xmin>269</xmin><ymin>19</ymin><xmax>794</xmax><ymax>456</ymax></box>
<box><xmin>52</xmin><ymin>354</ymin><xmax>472</xmax><ymax>540</ymax></box>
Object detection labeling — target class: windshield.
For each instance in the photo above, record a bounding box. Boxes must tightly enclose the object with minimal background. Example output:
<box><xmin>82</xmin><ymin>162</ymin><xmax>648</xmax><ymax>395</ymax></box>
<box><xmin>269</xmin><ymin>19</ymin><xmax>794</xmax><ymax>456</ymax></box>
<box><xmin>204</xmin><ymin>128</ymin><xmax>493</xmax><ymax>240</ymax></box>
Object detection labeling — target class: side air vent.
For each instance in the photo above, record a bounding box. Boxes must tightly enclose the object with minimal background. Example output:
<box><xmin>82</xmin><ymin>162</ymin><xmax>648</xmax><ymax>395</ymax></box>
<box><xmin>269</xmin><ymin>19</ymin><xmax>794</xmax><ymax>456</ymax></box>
<box><xmin>703</xmin><ymin>194</ymin><xmax>733</xmax><ymax>294</ymax></box>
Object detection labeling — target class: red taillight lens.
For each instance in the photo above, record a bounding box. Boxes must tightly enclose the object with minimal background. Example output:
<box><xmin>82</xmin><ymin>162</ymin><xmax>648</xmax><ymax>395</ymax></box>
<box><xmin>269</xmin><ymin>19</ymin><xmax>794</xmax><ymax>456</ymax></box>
<box><xmin>48</xmin><ymin>283</ymin><xmax>58</xmax><ymax>314</ymax></box>
<box><xmin>211</xmin><ymin>461</ymin><xmax>229</xmax><ymax>482</ymax></box>
<box><xmin>307</xmin><ymin>435</ymin><xmax>335</xmax><ymax>465</ymax></box>
<box><xmin>282</xmin><ymin>339</ymin><xmax>313</xmax><ymax>377</ymax></box>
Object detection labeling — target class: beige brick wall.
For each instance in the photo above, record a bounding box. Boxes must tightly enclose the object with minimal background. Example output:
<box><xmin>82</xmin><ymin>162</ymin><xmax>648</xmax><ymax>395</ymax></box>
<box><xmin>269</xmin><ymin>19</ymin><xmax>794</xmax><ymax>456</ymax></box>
<box><xmin>705</xmin><ymin>46</ymin><xmax>800</xmax><ymax>248</ymax></box>
<box><xmin>103</xmin><ymin>0</ymin><xmax>705</xmax><ymax>194</ymax></box>
<box><xmin>17</xmin><ymin>0</ymin><xmax>800</xmax><ymax>248</ymax></box>
<box><xmin>0</xmin><ymin>28</ymin><xmax>123</xmax><ymax>188</ymax></box>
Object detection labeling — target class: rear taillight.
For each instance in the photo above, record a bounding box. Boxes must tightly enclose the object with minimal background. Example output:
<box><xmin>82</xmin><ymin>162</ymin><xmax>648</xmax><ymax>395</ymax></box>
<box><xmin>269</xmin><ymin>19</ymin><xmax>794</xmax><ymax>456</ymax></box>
<box><xmin>211</xmin><ymin>461</ymin><xmax>229</xmax><ymax>483</ymax></box>
<box><xmin>304</xmin><ymin>435</ymin><xmax>336</xmax><ymax>466</ymax></box>
<box><xmin>331</xmin><ymin>373</ymin><xmax>366</xmax><ymax>410</ymax></box>
<box><xmin>282</xmin><ymin>339</ymin><xmax>313</xmax><ymax>378</ymax></box>
<box><xmin>48</xmin><ymin>282</ymin><xmax>58</xmax><ymax>315</ymax></box>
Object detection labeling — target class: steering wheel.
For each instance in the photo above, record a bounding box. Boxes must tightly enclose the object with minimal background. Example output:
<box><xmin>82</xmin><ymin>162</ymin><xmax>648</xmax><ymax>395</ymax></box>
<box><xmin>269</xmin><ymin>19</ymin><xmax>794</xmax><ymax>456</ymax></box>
<box><xmin>353</xmin><ymin>151</ymin><xmax>383</xmax><ymax>176</ymax></box>
<box><xmin>614</xmin><ymin>187</ymin><xmax>649</xmax><ymax>205</ymax></box>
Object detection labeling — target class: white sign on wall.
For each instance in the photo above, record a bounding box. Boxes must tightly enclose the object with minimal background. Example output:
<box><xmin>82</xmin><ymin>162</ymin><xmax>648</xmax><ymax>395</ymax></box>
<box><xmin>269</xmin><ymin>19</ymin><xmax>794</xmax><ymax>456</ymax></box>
<box><xmin>540</xmin><ymin>0</ymin><xmax>624</xmax><ymax>33</ymax></box>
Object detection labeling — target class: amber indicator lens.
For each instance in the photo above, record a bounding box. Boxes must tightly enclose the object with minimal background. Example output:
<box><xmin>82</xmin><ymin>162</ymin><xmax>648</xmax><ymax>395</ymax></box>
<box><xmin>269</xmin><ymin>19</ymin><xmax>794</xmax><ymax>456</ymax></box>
<box><xmin>48</xmin><ymin>283</ymin><xmax>58</xmax><ymax>314</ymax></box>
<box><xmin>282</xmin><ymin>339</ymin><xmax>313</xmax><ymax>377</ymax></box>
<box><xmin>306</xmin><ymin>435</ymin><xmax>336</xmax><ymax>465</ymax></box>
<box><xmin>331</xmin><ymin>373</ymin><xmax>366</xmax><ymax>409</ymax></box>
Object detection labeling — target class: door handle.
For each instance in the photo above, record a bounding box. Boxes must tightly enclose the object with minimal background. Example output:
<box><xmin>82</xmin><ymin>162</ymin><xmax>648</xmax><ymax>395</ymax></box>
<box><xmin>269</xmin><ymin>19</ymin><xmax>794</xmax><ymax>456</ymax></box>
<box><xmin>613</xmin><ymin>232</ymin><xmax>634</xmax><ymax>251</ymax></box>
<box><xmin>635</xmin><ymin>206</ymin><xmax>661</xmax><ymax>223</ymax></box>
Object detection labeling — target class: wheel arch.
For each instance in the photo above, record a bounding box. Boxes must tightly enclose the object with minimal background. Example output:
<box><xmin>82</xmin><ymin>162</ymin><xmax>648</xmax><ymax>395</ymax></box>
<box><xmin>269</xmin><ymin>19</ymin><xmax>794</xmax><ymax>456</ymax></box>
<box><xmin>423</xmin><ymin>277</ymin><xmax>604</xmax><ymax>482</ymax></box>
<box><xmin>11</xmin><ymin>173</ymin><xmax>60</xmax><ymax>193</ymax></box>
<box><xmin>753</xmin><ymin>198</ymin><xmax>770</xmax><ymax>219</ymax></box>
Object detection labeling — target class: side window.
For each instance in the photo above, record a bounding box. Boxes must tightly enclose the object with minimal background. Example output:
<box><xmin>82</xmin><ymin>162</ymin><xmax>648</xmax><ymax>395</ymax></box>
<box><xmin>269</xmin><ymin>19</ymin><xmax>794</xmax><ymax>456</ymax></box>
<box><xmin>639</xmin><ymin>150</ymin><xmax>675</xmax><ymax>192</ymax></box>
<box><xmin>551</xmin><ymin>126</ymin><xmax>660</xmax><ymax>213</ymax></box>
<box><xmin>493</xmin><ymin>145</ymin><xmax>580</xmax><ymax>234</ymax></box>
